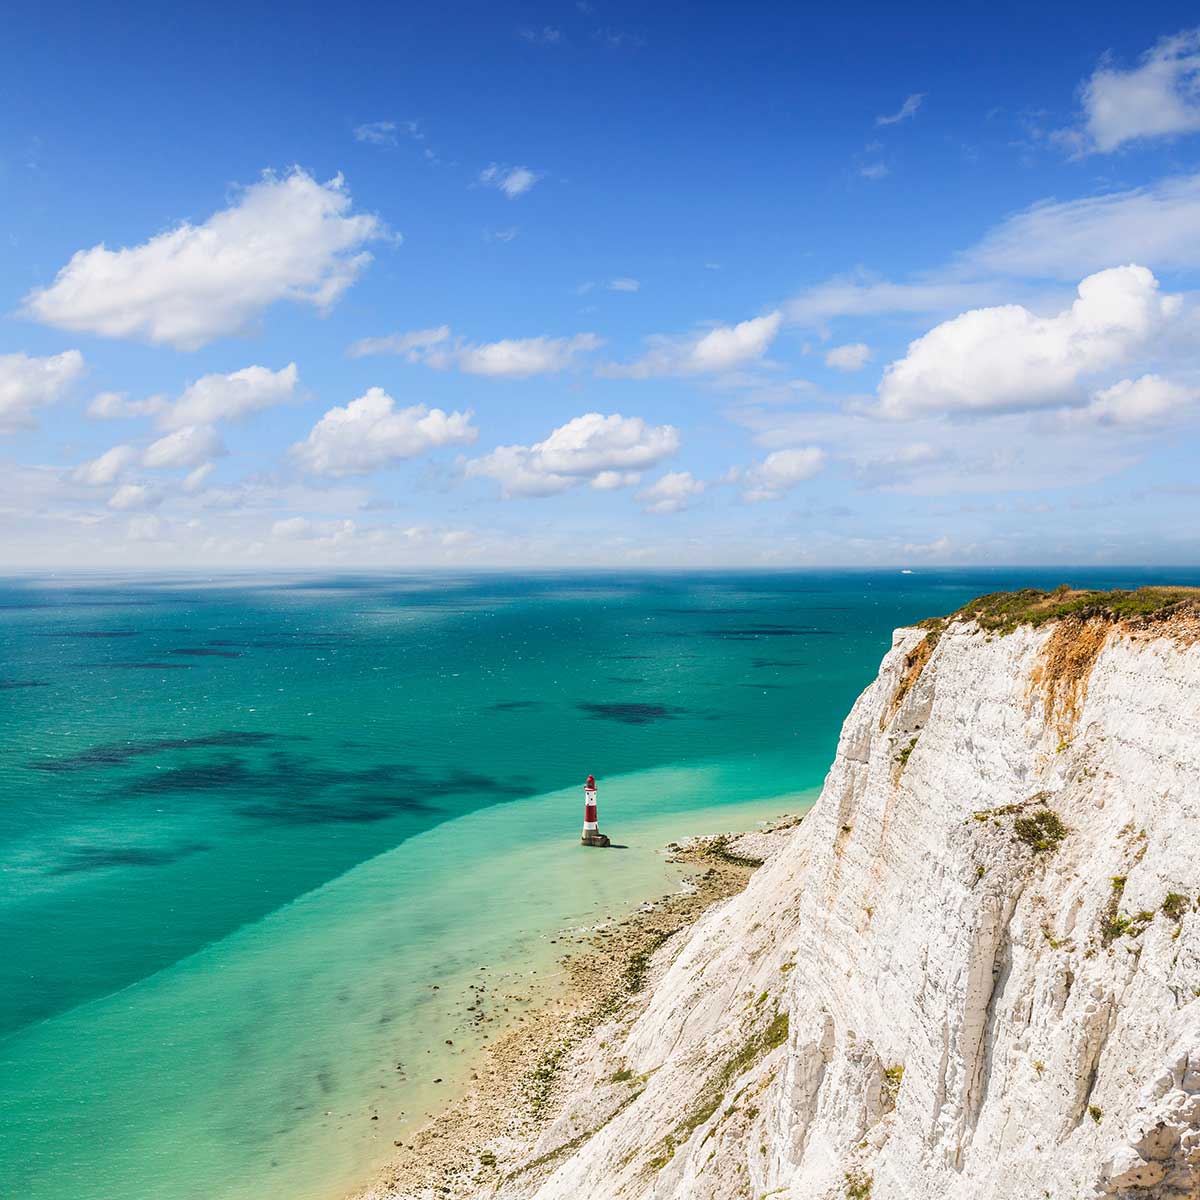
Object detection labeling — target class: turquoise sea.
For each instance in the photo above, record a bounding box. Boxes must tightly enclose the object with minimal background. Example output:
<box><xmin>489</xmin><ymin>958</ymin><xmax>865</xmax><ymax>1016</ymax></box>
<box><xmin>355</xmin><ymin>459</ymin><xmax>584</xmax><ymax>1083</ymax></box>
<box><xmin>2</xmin><ymin>568</ymin><xmax>1196</xmax><ymax>1200</ymax></box>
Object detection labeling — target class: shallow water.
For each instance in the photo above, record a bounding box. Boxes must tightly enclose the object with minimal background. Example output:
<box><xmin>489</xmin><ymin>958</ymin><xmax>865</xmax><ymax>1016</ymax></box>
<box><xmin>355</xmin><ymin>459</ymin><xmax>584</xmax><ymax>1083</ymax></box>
<box><xmin>1</xmin><ymin>569</ymin><xmax>1195</xmax><ymax>1199</ymax></box>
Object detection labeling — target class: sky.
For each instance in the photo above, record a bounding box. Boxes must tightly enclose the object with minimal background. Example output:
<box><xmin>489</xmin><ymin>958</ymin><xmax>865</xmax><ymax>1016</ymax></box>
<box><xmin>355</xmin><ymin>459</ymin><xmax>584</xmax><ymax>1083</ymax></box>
<box><xmin>3</xmin><ymin>1</ymin><xmax>1200</xmax><ymax>569</ymax></box>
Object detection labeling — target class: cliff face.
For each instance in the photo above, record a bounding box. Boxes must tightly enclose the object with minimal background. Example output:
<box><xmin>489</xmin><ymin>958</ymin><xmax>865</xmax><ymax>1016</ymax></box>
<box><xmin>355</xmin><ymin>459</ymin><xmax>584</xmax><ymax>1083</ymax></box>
<box><xmin>506</xmin><ymin>607</ymin><xmax>1200</xmax><ymax>1199</ymax></box>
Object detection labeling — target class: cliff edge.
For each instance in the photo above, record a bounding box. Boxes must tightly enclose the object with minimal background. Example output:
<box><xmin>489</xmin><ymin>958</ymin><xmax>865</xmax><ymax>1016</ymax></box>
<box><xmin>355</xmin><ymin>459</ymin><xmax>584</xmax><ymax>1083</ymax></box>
<box><xmin>488</xmin><ymin>588</ymin><xmax>1200</xmax><ymax>1200</ymax></box>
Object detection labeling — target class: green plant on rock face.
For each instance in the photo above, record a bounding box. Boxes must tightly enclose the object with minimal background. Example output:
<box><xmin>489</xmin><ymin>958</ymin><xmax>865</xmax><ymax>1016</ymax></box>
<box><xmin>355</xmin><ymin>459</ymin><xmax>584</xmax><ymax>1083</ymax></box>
<box><xmin>882</xmin><ymin>1064</ymin><xmax>904</xmax><ymax>1105</ymax></box>
<box><xmin>1162</xmin><ymin>892</ymin><xmax>1188</xmax><ymax>921</ymax></box>
<box><xmin>1013</xmin><ymin>808</ymin><xmax>1068</xmax><ymax>853</ymax></box>
<box><xmin>1088</xmin><ymin>1105</ymin><xmax>1103</xmax><ymax>1123</ymax></box>
<box><xmin>896</xmin><ymin>737</ymin><xmax>918</xmax><ymax>769</ymax></box>
<box><xmin>845</xmin><ymin>1168</ymin><xmax>874</xmax><ymax>1199</ymax></box>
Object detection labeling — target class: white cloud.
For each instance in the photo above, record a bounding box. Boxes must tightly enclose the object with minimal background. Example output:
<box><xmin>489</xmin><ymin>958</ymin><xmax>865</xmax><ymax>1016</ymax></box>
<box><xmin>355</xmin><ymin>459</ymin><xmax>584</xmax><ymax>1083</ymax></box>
<box><xmin>73</xmin><ymin>444</ymin><xmax>138</xmax><ymax>486</ymax></box>
<box><xmin>859</xmin><ymin>163</ymin><xmax>889</xmax><ymax>180</ymax></box>
<box><xmin>108</xmin><ymin>483</ymin><xmax>159</xmax><ymax>510</ymax></box>
<box><xmin>878</xmin><ymin>265</ymin><xmax>1181</xmax><ymax>418</ymax></box>
<box><xmin>1065</xmin><ymin>30</ymin><xmax>1200</xmax><ymax>154</ymax></box>
<box><xmin>964</xmin><ymin>173</ymin><xmax>1200</xmax><ymax>280</ymax></box>
<box><xmin>291</xmin><ymin>387</ymin><xmax>477</xmax><ymax>477</ymax></box>
<box><xmin>479</xmin><ymin>164</ymin><xmax>540</xmax><ymax>198</ymax></box>
<box><xmin>87</xmin><ymin>391</ymin><xmax>166</xmax><ymax>420</ymax></box>
<box><xmin>451</xmin><ymin>333</ymin><xmax>601</xmax><ymax>377</ymax></box>
<box><xmin>607</xmin><ymin>311</ymin><xmax>782</xmax><ymax>377</ymax></box>
<box><xmin>182</xmin><ymin>462</ymin><xmax>216</xmax><ymax>492</ymax></box>
<box><xmin>636</xmin><ymin>471</ymin><xmax>706</xmax><ymax>513</ymax></box>
<box><xmin>24</xmin><ymin>170</ymin><xmax>388</xmax><ymax>350</ymax></box>
<box><xmin>786</xmin><ymin>277</ymin><xmax>1002</xmax><ymax>326</ymax></box>
<box><xmin>159</xmin><ymin>363</ymin><xmax>299</xmax><ymax>428</ymax></box>
<box><xmin>609</xmin><ymin>277</ymin><xmax>640</xmax><ymax>292</ymax></box>
<box><xmin>144</xmin><ymin>424</ymin><xmax>226</xmax><ymax>469</ymax></box>
<box><xmin>591</xmin><ymin>470</ymin><xmax>640</xmax><ymax>490</ymax></box>
<box><xmin>347</xmin><ymin>326</ymin><xmax>451</xmax><ymax>359</ymax></box>
<box><xmin>1062</xmin><ymin>374</ymin><xmax>1198</xmax><ymax>428</ymax></box>
<box><xmin>351</xmin><ymin>327</ymin><xmax>601</xmax><ymax>377</ymax></box>
<box><xmin>519</xmin><ymin>26</ymin><xmax>562</xmax><ymax>45</ymax></box>
<box><xmin>825</xmin><ymin>342</ymin><xmax>872</xmax><ymax>371</ymax></box>
<box><xmin>354</xmin><ymin>121</ymin><xmax>398</xmax><ymax>145</ymax></box>
<box><xmin>741</xmin><ymin>448</ymin><xmax>826</xmax><ymax>501</ymax></box>
<box><xmin>272</xmin><ymin>516</ymin><xmax>314</xmax><ymax>538</ymax></box>
<box><xmin>876</xmin><ymin>93</ymin><xmax>925</xmax><ymax>126</ymax></box>
<box><xmin>0</xmin><ymin>350</ymin><xmax>85</xmax><ymax>434</ymax></box>
<box><xmin>466</xmin><ymin>412</ymin><xmax>679</xmax><ymax>497</ymax></box>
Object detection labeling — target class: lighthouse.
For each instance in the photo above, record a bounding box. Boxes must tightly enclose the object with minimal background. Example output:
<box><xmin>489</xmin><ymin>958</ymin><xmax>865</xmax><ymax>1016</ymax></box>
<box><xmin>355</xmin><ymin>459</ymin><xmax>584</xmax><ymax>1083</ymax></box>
<box><xmin>581</xmin><ymin>773</ymin><xmax>610</xmax><ymax>847</ymax></box>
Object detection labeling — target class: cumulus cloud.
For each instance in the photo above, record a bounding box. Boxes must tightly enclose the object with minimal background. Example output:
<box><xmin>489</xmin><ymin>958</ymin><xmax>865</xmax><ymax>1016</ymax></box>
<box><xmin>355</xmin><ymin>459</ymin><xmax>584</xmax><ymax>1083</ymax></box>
<box><xmin>876</xmin><ymin>93</ymin><xmax>925</xmax><ymax>125</ymax></box>
<box><xmin>143</xmin><ymin>424</ymin><xmax>226</xmax><ymax>469</ymax></box>
<box><xmin>73</xmin><ymin>444</ymin><xmax>138</xmax><ymax>486</ymax></box>
<box><xmin>606</xmin><ymin>312</ymin><xmax>782</xmax><ymax>377</ymax></box>
<box><xmin>609</xmin><ymin>277</ymin><xmax>640</xmax><ymax>292</ymax></box>
<box><xmin>479</xmin><ymin>164</ymin><xmax>540</xmax><ymax>198</ymax></box>
<box><xmin>0</xmin><ymin>349</ymin><xmax>85</xmax><ymax>434</ymax></box>
<box><xmin>24</xmin><ymin>170</ymin><xmax>388</xmax><ymax>350</ymax></box>
<box><xmin>1063</xmin><ymin>30</ymin><xmax>1200</xmax><ymax>154</ymax></box>
<box><xmin>349</xmin><ymin>327</ymin><xmax>601</xmax><ymax>377</ymax></box>
<box><xmin>159</xmin><ymin>363</ymin><xmax>299</xmax><ymax>429</ymax></box>
<box><xmin>466</xmin><ymin>412</ymin><xmax>679</xmax><ymax>497</ymax></box>
<box><xmin>825</xmin><ymin>342</ymin><xmax>872</xmax><ymax>371</ymax></box>
<box><xmin>859</xmin><ymin>163</ymin><xmax>889</xmax><ymax>180</ymax></box>
<box><xmin>636</xmin><ymin>471</ymin><xmax>706</xmax><ymax>513</ymax></box>
<box><xmin>1061</xmin><ymin>374</ymin><xmax>1198</xmax><ymax>428</ymax></box>
<box><xmin>87</xmin><ymin>391</ymin><xmax>166</xmax><ymax>420</ymax></box>
<box><xmin>740</xmin><ymin>448</ymin><xmax>826</xmax><ymax>501</ymax></box>
<box><xmin>291</xmin><ymin>387</ymin><xmax>477</xmax><ymax>476</ymax></box>
<box><xmin>878</xmin><ymin>265</ymin><xmax>1181</xmax><ymax>419</ymax></box>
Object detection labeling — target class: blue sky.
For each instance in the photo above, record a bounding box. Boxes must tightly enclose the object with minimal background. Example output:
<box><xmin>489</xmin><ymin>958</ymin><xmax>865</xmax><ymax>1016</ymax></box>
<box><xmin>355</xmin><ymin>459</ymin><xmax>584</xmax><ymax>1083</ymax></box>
<box><xmin>3</xmin><ymin>1</ymin><xmax>1200</xmax><ymax>568</ymax></box>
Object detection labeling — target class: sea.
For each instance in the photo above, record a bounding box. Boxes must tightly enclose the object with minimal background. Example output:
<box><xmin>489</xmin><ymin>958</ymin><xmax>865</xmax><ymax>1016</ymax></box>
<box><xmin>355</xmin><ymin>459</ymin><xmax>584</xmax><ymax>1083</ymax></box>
<box><xmin>1</xmin><ymin>567</ymin><xmax>1195</xmax><ymax>1200</ymax></box>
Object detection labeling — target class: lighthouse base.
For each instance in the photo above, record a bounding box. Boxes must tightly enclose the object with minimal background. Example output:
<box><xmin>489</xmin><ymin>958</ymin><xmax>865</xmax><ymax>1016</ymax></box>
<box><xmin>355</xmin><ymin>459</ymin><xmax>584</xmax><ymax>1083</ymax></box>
<box><xmin>581</xmin><ymin>830</ymin><xmax>611</xmax><ymax>847</ymax></box>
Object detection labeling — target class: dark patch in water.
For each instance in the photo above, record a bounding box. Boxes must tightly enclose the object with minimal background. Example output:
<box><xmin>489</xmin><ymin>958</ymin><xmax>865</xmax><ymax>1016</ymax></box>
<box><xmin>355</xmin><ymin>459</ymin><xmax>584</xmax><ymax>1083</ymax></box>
<box><xmin>33</xmin><ymin>730</ymin><xmax>287</xmax><ymax>773</ymax></box>
<box><xmin>738</xmin><ymin>682</ymin><xmax>788</xmax><ymax>690</ymax></box>
<box><xmin>706</xmin><ymin>625</ymin><xmax>841</xmax><ymax>640</ymax></box>
<box><xmin>751</xmin><ymin>658</ymin><xmax>804</xmax><ymax>668</ymax></box>
<box><xmin>120</xmin><ymin>751</ymin><xmax>531</xmax><ymax>826</ymax></box>
<box><xmin>578</xmin><ymin>702</ymin><xmax>684</xmax><ymax>725</ymax></box>
<box><xmin>170</xmin><ymin>647</ymin><xmax>242</xmax><ymax>658</ymax></box>
<box><xmin>49</xmin><ymin>840</ymin><xmax>210</xmax><ymax>875</ymax></box>
<box><xmin>99</xmin><ymin>662</ymin><xmax>196</xmax><ymax>670</ymax></box>
<box><xmin>38</xmin><ymin>630</ymin><xmax>139</xmax><ymax>639</ymax></box>
<box><xmin>0</xmin><ymin>679</ymin><xmax>48</xmax><ymax>689</ymax></box>
<box><xmin>206</xmin><ymin>638</ymin><xmax>341</xmax><ymax>650</ymax></box>
<box><xmin>488</xmin><ymin>700</ymin><xmax>543</xmax><ymax>711</ymax></box>
<box><xmin>612</xmin><ymin>655</ymin><xmax>652</xmax><ymax>660</ymax></box>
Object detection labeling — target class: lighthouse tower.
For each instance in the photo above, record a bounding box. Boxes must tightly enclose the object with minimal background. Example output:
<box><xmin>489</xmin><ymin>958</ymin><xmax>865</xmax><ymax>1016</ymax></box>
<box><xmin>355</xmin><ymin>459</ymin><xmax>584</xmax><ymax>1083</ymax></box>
<box><xmin>581</xmin><ymin>773</ymin><xmax>610</xmax><ymax>847</ymax></box>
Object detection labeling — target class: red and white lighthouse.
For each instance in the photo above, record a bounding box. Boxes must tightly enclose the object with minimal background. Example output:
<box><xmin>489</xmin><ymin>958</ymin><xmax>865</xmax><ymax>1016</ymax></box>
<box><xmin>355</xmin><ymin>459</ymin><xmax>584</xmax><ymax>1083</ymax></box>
<box><xmin>581</xmin><ymin>773</ymin><xmax>610</xmax><ymax>847</ymax></box>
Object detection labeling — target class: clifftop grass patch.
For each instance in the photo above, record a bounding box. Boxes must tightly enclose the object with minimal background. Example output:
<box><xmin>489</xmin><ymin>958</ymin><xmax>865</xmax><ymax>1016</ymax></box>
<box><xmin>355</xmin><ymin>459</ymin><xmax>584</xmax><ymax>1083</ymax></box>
<box><xmin>936</xmin><ymin>585</ymin><xmax>1200</xmax><ymax>635</ymax></box>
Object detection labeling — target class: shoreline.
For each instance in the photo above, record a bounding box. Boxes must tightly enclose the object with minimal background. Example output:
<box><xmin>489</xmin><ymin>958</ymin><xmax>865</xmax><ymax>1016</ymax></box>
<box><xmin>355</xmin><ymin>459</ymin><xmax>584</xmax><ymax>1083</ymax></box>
<box><xmin>356</xmin><ymin>814</ymin><xmax>803</xmax><ymax>1200</ymax></box>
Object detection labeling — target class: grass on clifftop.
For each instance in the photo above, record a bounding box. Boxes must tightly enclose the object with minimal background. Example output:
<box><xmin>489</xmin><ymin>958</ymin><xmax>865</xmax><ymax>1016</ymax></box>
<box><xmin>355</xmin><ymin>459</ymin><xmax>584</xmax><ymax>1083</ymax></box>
<box><xmin>926</xmin><ymin>585</ymin><xmax>1200</xmax><ymax>635</ymax></box>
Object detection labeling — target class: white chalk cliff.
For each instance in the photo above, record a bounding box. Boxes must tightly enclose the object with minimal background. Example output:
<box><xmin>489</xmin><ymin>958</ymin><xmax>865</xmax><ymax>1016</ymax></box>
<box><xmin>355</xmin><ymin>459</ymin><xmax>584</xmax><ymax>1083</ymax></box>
<box><xmin>502</xmin><ymin>602</ymin><xmax>1200</xmax><ymax>1199</ymax></box>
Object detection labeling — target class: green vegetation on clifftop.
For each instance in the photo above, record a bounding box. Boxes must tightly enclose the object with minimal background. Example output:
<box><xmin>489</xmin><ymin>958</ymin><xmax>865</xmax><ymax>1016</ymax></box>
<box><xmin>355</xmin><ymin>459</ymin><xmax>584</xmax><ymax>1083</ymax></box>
<box><xmin>926</xmin><ymin>585</ymin><xmax>1200</xmax><ymax>635</ymax></box>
